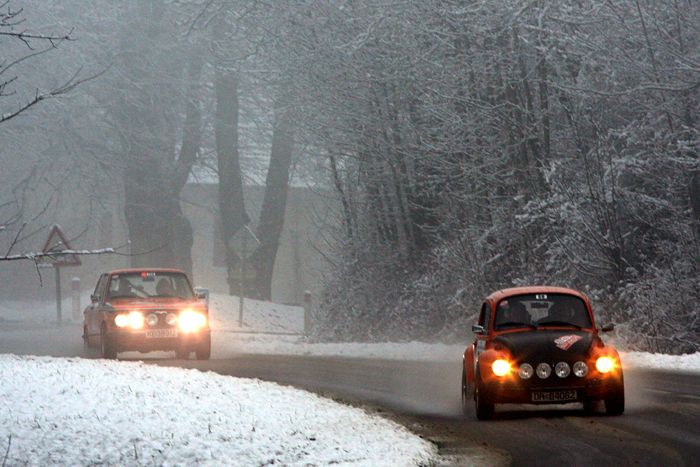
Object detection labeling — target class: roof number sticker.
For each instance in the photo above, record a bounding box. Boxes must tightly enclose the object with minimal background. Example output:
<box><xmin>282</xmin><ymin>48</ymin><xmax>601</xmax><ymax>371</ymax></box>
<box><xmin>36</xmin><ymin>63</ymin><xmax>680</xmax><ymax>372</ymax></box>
<box><xmin>554</xmin><ymin>334</ymin><xmax>583</xmax><ymax>351</ymax></box>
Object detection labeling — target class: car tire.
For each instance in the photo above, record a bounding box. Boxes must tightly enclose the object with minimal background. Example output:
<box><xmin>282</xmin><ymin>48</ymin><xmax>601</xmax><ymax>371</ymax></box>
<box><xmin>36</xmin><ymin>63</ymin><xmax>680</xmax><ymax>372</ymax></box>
<box><xmin>603</xmin><ymin>373</ymin><xmax>625</xmax><ymax>415</ymax></box>
<box><xmin>83</xmin><ymin>327</ymin><xmax>91</xmax><ymax>353</ymax></box>
<box><xmin>100</xmin><ymin>325</ymin><xmax>117</xmax><ymax>360</ymax></box>
<box><xmin>604</xmin><ymin>381</ymin><xmax>625</xmax><ymax>415</ymax></box>
<box><xmin>583</xmin><ymin>399</ymin><xmax>600</xmax><ymax>414</ymax></box>
<box><xmin>461</xmin><ymin>369</ymin><xmax>469</xmax><ymax>414</ymax></box>
<box><xmin>176</xmin><ymin>348</ymin><xmax>191</xmax><ymax>360</ymax></box>
<box><xmin>475</xmin><ymin>366</ymin><xmax>495</xmax><ymax>420</ymax></box>
<box><xmin>604</xmin><ymin>394</ymin><xmax>625</xmax><ymax>415</ymax></box>
<box><xmin>195</xmin><ymin>344</ymin><xmax>211</xmax><ymax>361</ymax></box>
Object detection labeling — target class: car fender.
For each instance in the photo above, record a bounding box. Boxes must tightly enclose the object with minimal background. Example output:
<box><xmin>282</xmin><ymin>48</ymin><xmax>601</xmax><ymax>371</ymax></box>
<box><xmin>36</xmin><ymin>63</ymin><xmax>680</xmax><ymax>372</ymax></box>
<box><xmin>464</xmin><ymin>345</ymin><xmax>475</xmax><ymax>383</ymax></box>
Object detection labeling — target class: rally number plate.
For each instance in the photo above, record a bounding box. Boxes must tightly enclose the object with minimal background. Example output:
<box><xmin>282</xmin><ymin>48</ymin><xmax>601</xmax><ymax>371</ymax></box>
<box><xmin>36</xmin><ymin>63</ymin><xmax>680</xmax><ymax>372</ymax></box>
<box><xmin>145</xmin><ymin>329</ymin><xmax>178</xmax><ymax>338</ymax></box>
<box><xmin>531</xmin><ymin>390</ymin><xmax>577</xmax><ymax>402</ymax></box>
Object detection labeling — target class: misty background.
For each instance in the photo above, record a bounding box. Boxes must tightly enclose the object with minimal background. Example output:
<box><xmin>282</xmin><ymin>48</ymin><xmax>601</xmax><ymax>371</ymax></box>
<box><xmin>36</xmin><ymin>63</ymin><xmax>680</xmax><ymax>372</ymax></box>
<box><xmin>1</xmin><ymin>0</ymin><xmax>699</xmax><ymax>354</ymax></box>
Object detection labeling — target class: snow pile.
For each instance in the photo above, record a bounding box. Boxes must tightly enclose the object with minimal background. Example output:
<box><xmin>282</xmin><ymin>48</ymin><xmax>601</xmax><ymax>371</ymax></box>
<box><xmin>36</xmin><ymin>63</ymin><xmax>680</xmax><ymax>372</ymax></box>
<box><xmin>621</xmin><ymin>351</ymin><xmax>700</xmax><ymax>374</ymax></box>
<box><xmin>0</xmin><ymin>355</ymin><xmax>436</xmax><ymax>467</ymax></box>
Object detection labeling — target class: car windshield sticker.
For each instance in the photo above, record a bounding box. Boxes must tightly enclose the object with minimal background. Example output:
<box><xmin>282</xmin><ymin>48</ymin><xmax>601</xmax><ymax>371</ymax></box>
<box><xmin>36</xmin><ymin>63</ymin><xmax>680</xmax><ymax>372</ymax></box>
<box><xmin>554</xmin><ymin>334</ymin><xmax>583</xmax><ymax>350</ymax></box>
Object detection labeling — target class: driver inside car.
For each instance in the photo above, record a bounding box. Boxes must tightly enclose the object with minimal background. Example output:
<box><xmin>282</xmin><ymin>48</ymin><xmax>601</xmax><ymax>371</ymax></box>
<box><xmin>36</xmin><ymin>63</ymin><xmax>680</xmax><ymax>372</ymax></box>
<box><xmin>505</xmin><ymin>301</ymin><xmax>531</xmax><ymax>324</ymax></box>
<box><xmin>156</xmin><ymin>278</ymin><xmax>175</xmax><ymax>297</ymax></box>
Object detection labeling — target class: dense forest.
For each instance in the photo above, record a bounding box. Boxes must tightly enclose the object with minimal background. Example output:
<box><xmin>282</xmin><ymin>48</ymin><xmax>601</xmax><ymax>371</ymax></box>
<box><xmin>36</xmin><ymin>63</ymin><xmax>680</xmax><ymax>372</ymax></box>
<box><xmin>2</xmin><ymin>0</ymin><xmax>699</xmax><ymax>353</ymax></box>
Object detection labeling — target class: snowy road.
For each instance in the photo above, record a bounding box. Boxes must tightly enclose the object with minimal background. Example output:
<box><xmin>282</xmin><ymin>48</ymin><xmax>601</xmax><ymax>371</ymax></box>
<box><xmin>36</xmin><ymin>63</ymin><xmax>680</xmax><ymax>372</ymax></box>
<box><xmin>4</xmin><ymin>295</ymin><xmax>700</xmax><ymax>466</ymax></box>
<box><xmin>162</xmin><ymin>354</ymin><xmax>700</xmax><ymax>467</ymax></box>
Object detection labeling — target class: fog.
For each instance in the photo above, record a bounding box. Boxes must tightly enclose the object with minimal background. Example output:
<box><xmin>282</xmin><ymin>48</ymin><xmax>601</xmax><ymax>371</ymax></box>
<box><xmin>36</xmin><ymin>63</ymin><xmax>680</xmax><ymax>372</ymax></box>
<box><xmin>3</xmin><ymin>0</ymin><xmax>700</xmax><ymax>350</ymax></box>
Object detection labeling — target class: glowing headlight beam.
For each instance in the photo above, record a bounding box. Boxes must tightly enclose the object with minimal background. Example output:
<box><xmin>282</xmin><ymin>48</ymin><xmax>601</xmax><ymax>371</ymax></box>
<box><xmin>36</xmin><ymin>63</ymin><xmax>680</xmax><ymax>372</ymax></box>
<box><xmin>492</xmin><ymin>359</ymin><xmax>510</xmax><ymax>376</ymax></box>
<box><xmin>596</xmin><ymin>356</ymin><xmax>615</xmax><ymax>373</ymax></box>
<box><xmin>128</xmin><ymin>312</ymin><xmax>144</xmax><ymax>329</ymax></box>
<box><xmin>115</xmin><ymin>314</ymin><xmax>129</xmax><ymax>327</ymax></box>
<box><xmin>178</xmin><ymin>310</ymin><xmax>206</xmax><ymax>332</ymax></box>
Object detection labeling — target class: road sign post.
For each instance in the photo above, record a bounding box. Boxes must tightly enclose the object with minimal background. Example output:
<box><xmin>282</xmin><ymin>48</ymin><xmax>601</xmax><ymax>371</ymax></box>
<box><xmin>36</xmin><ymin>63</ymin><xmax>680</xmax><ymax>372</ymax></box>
<box><xmin>228</xmin><ymin>225</ymin><xmax>261</xmax><ymax>328</ymax></box>
<box><xmin>37</xmin><ymin>225</ymin><xmax>81</xmax><ymax>327</ymax></box>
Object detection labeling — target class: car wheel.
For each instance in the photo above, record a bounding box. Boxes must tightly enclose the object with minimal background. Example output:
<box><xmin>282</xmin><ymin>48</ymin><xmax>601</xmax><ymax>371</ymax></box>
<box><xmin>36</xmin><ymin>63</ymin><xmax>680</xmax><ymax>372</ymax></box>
<box><xmin>475</xmin><ymin>366</ymin><xmax>495</xmax><ymax>420</ymax></box>
<box><xmin>604</xmin><ymin>385</ymin><xmax>625</xmax><ymax>415</ymax></box>
<box><xmin>583</xmin><ymin>399</ymin><xmax>600</xmax><ymax>414</ymax></box>
<box><xmin>195</xmin><ymin>344</ymin><xmax>211</xmax><ymax>361</ymax></box>
<box><xmin>461</xmin><ymin>368</ymin><xmax>474</xmax><ymax>414</ymax></box>
<box><xmin>461</xmin><ymin>369</ymin><xmax>469</xmax><ymax>414</ymax></box>
<box><xmin>176</xmin><ymin>348</ymin><xmax>191</xmax><ymax>360</ymax></box>
<box><xmin>603</xmin><ymin>372</ymin><xmax>625</xmax><ymax>415</ymax></box>
<box><xmin>83</xmin><ymin>327</ymin><xmax>91</xmax><ymax>352</ymax></box>
<box><xmin>604</xmin><ymin>394</ymin><xmax>625</xmax><ymax>415</ymax></box>
<box><xmin>100</xmin><ymin>325</ymin><xmax>117</xmax><ymax>360</ymax></box>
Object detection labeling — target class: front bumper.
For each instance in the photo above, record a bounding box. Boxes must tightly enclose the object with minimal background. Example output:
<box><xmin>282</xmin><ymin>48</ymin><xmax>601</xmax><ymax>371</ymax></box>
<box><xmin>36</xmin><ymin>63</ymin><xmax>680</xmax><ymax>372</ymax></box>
<box><xmin>482</xmin><ymin>377</ymin><xmax>623</xmax><ymax>404</ymax></box>
<box><xmin>106</xmin><ymin>328</ymin><xmax>210</xmax><ymax>353</ymax></box>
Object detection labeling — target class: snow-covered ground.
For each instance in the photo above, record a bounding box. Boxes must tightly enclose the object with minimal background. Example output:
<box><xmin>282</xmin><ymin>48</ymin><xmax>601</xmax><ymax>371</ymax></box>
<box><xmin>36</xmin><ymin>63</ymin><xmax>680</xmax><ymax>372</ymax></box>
<box><xmin>0</xmin><ymin>293</ymin><xmax>442</xmax><ymax>466</ymax></box>
<box><xmin>1</xmin><ymin>291</ymin><xmax>699</xmax><ymax>466</ymax></box>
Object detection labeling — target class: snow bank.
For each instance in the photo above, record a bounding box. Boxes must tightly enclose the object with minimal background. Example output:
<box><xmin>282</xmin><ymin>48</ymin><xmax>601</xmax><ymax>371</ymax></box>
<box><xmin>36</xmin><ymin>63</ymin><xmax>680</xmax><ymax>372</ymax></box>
<box><xmin>0</xmin><ymin>355</ymin><xmax>437</xmax><ymax>467</ymax></box>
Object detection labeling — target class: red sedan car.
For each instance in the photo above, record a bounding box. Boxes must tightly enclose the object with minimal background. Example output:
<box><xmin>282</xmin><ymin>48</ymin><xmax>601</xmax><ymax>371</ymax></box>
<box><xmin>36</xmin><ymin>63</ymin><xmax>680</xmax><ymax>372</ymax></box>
<box><xmin>83</xmin><ymin>268</ymin><xmax>211</xmax><ymax>360</ymax></box>
<box><xmin>462</xmin><ymin>286</ymin><xmax>624</xmax><ymax>419</ymax></box>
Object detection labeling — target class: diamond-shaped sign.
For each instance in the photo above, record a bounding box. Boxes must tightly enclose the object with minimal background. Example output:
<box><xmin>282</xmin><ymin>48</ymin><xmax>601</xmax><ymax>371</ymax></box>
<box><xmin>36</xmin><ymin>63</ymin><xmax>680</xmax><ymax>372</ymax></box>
<box><xmin>38</xmin><ymin>225</ymin><xmax>81</xmax><ymax>267</ymax></box>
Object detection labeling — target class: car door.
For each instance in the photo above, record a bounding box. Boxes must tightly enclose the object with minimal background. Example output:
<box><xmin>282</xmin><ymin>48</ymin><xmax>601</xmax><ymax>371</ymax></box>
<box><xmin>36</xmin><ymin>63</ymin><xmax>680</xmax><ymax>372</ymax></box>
<box><xmin>474</xmin><ymin>301</ymin><xmax>491</xmax><ymax>362</ymax></box>
<box><xmin>86</xmin><ymin>274</ymin><xmax>108</xmax><ymax>340</ymax></box>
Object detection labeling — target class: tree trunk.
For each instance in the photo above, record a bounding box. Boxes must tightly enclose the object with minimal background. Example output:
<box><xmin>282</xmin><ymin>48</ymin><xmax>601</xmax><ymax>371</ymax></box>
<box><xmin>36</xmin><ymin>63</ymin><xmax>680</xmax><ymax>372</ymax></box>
<box><xmin>250</xmin><ymin>93</ymin><xmax>294</xmax><ymax>300</ymax></box>
<box><xmin>215</xmin><ymin>69</ymin><xmax>250</xmax><ymax>295</ymax></box>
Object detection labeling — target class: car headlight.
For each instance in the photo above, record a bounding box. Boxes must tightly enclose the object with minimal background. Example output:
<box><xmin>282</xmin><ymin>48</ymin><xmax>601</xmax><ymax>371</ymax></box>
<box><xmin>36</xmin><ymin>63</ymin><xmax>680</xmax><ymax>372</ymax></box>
<box><xmin>573</xmin><ymin>361</ymin><xmax>589</xmax><ymax>377</ymax></box>
<box><xmin>555</xmin><ymin>362</ymin><xmax>571</xmax><ymax>378</ymax></box>
<box><xmin>178</xmin><ymin>310</ymin><xmax>206</xmax><ymax>332</ymax></box>
<box><xmin>492</xmin><ymin>359</ymin><xmax>510</xmax><ymax>376</ymax></box>
<box><xmin>536</xmin><ymin>363</ymin><xmax>552</xmax><ymax>379</ymax></box>
<box><xmin>146</xmin><ymin>314</ymin><xmax>158</xmax><ymax>326</ymax></box>
<box><xmin>519</xmin><ymin>363</ymin><xmax>534</xmax><ymax>379</ymax></box>
<box><xmin>596</xmin><ymin>356</ymin><xmax>615</xmax><ymax>373</ymax></box>
<box><xmin>166</xmin><ymin>313</ymin><xmax>177</xmax><ymax>326</ymax></box>
<box><xmin>115</xmin><ymin>314</ymin><xmax>129</xmax><ymax>327</ymax></box>
<box><xmin>128</xmin><ymin>312</ymin><xmax>144</xmax><ymax>329</ymax></box>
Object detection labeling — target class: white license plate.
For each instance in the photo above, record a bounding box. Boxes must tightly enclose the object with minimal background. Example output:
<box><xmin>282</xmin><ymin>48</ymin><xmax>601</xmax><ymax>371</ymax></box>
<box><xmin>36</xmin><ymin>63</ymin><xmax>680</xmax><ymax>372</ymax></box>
<box><xmin>531</xmin><ymin>390</ymin><xmax>577</xmax><ymax>402</ymax></box>
<box><xmin>145</xmin><ymin>329</ymin><xmax>178</xmax><ymax>338</ymax></box>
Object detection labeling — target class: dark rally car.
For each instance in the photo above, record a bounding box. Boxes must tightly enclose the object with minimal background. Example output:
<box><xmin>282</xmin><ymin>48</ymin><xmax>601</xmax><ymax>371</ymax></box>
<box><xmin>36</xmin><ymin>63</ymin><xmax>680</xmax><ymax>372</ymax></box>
<box><xmin>462</xmin><ymin>286</ymin><xmax>624</xmax><ymax>420</ymax></box>
<box><xmin>83</xmin><ymin>268</ymin><xmax>211</xmax><ymax>360</ymax></box>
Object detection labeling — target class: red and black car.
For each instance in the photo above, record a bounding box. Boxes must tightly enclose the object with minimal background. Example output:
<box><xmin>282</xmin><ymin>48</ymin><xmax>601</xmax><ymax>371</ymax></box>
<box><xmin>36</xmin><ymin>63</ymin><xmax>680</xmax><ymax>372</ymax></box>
<box><xmin>462</xmin><ymin>286</ymin><xmax>624</xmax><ymax>420</ymax></box>
<box><xmin>83</xmin><ymin>268</ymin><xmax>211</xmax><ymax>360</ymax></box>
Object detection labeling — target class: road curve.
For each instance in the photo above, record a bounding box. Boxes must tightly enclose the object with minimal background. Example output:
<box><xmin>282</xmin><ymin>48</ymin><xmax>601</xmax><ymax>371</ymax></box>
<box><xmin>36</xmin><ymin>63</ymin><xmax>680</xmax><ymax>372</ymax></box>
<box><xmin>2</xmin><ymin>323</ymin><xmax>699</xmax><ymax>466</ymax></box>
<box><xmin>157</xmin><ymin>355</ymin><xmax>700</xmax><ymax>467</ymax></box>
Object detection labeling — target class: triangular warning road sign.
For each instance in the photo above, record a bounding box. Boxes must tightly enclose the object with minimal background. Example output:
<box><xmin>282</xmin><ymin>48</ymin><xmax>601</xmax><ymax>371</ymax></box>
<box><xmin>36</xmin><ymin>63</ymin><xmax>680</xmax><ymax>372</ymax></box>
<box><xmin>38</xmin><ymin>225</ymin><xmax>81</xmax><ymax>267</ymax></box>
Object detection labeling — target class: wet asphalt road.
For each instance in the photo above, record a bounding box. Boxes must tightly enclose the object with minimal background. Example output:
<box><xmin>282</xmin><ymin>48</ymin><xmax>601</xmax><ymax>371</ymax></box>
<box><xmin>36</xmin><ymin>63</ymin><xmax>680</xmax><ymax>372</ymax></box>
<box><xmin>159</xmin><ymin>355</ymin><xmax>700</xmax><ymax>467</ymax></box>
<box><xmin>3</xmin><ymin>323</ymin><xmax>700</xmax><ymax>466</ymax></box>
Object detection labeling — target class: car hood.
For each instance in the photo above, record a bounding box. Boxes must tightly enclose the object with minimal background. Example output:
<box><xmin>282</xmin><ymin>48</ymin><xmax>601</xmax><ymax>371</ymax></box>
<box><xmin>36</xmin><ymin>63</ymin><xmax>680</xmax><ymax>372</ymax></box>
<box><xmin>494</xmin><ymin>329</ymin><xmax>595</xmax><ymax>362</ymax></box>
<box><xmin>108</xmin><ymin>298</ymin><xmax>205</xmax><ymax>310</ymax></box>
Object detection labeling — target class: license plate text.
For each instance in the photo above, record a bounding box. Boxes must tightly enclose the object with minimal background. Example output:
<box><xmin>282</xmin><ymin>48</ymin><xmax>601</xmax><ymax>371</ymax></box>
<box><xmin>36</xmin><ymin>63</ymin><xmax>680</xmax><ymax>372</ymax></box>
<box><xmin>531</xmin><ymin>390</ymin><xmax>577</xmax><ymax>402</ymax></box>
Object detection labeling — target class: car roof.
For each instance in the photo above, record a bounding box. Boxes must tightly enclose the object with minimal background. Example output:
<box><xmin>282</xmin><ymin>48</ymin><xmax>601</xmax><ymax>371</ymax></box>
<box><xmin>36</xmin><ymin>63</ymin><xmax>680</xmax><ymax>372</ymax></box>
<box><xmin>485</xmin><ymin>286</ymin><xmax>589</xmax><ymax>304</ymax></box>
<box><xmin>107</xmin><ymin>268</ymin><xmax>188</xmax><ymax>276</ymax></box>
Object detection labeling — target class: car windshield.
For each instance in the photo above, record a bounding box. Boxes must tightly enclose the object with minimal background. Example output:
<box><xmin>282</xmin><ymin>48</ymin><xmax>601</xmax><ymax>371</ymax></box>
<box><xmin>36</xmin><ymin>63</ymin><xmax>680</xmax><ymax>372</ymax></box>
<box><xmin>493</xmin><ymin>293</ymin><xmax>592</xmax><ymax>330</ymax></box>
<box><xmin>106</xmin><ymin>271</ymin><xmax>194</xmax><ymax>300</ymax></box>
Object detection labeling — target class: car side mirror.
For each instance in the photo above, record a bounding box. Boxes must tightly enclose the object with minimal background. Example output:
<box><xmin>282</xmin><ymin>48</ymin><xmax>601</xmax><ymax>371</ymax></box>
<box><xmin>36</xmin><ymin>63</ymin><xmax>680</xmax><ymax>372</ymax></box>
<box><xmin>600</xmin><ymin>323</ymin><xmax>615</xmax><ymax>333</ymax></box>
<box><xmin>472</xmin><ymin>324</ymin><xmax>485</xmax><ymax>334</ymax></box>
<box><xmin>90</xmin><ymin>294</ymin><xmax>99</xmax><ymax>303</ymax></box>
<box><xmin>194</xmin><ymin>287</ymin><xmax>209</xmax><ymax>305</ymax></box>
